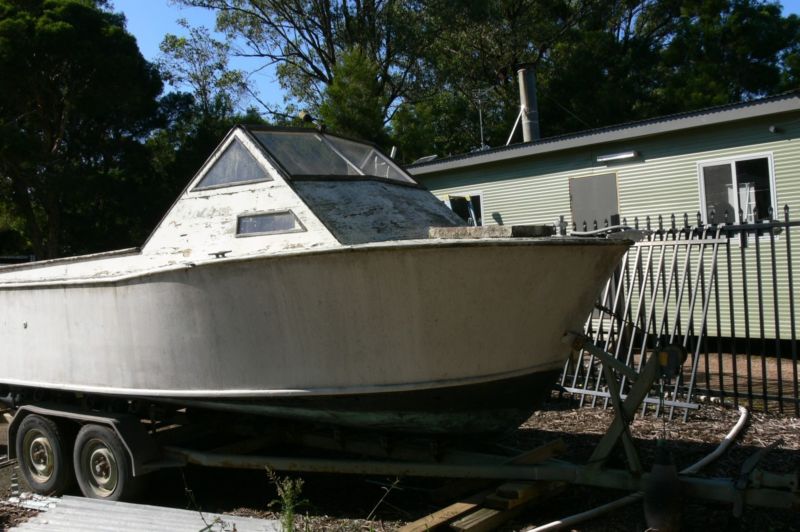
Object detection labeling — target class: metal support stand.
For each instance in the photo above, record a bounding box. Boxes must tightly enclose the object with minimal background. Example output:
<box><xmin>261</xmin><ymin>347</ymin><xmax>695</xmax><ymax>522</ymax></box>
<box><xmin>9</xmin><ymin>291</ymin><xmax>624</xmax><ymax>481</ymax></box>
<box><xmin>564</xmin><ymin>331</ymin><xmax>663</xmax><ymax>474</ymax></box>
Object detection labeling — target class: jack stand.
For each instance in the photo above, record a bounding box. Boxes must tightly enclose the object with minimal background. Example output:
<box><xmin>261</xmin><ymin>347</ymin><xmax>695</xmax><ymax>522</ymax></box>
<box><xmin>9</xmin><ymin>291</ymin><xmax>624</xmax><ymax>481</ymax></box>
<box><xmin>564</xmin><ymin>331</ymin><xmax>664</xmax><ymax>474</ymax></box>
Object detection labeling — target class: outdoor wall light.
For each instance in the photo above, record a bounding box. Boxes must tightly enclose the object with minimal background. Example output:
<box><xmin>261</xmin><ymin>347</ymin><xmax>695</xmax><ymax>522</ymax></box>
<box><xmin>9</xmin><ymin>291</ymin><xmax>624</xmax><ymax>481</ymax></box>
<box><xmin>596</xmin><ymin>150</ymin><xmax>638</xmax><ymax>163</ymax></box>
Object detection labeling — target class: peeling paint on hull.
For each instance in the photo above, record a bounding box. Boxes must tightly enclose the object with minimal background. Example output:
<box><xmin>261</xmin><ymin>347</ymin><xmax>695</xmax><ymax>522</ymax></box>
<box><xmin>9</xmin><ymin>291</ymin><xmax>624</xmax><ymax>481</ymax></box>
<box><xmin>0</xmin><ymin>240</ymin><xmax>627</xmax><ymax>426</ymax></box>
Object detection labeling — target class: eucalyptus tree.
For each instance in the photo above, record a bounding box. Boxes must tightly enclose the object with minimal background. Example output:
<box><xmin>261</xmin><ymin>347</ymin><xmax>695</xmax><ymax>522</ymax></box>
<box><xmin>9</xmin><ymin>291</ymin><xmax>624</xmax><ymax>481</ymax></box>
<box><xmin>175</xmin><ymin>0</ymin><xmax>425</xmax><ymax>125</ymax></box>
<box><xmin>159</xmin><ymin>19</ymin><xmax>248</xmax><ymax>119</ymax></box>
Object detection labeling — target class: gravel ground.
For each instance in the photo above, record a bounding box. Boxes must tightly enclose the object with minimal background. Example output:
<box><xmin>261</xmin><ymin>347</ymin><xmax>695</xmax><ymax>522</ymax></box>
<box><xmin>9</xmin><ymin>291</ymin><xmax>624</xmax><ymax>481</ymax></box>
<box><xmin>0</xmin><ymin>395</ymin><xmax>798</xmax><ymax>531</ymax></box>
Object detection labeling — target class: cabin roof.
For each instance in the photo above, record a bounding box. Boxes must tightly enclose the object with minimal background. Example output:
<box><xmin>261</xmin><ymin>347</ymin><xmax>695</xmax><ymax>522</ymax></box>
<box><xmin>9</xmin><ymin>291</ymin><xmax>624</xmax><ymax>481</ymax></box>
<box><xmin>241</xmin><ymin>126</ymin><xmax>415</xmax><ymax>185</ymax></box>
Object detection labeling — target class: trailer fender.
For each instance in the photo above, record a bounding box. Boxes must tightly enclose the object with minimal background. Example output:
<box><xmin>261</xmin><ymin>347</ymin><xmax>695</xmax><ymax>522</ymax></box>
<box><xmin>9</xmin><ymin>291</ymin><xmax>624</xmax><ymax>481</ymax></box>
<box><xmin>8</xmin><ymin>404</ymin><xmax>160</xmax><ymax>477</ymax></box>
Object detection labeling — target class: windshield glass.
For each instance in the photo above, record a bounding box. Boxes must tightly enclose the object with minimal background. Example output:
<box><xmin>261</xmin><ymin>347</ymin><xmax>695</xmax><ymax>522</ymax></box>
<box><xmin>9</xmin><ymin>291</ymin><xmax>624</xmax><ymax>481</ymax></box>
<box><xmin>325</xmin><ymin>136</ymin><xmax>411</xmax><ymax>182</ymax></box>
<box><xmin>252</xmin><ymin>130</ymin><xmax>413</xmax><ymax>183</ymax></box>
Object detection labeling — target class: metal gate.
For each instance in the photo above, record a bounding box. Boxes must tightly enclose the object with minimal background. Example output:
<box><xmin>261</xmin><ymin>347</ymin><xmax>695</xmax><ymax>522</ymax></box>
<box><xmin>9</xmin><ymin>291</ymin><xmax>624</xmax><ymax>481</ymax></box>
<box><xmin>560</xmin><ymin>207</ymin><xmax>800</xmax><ymax>418</ymax></box>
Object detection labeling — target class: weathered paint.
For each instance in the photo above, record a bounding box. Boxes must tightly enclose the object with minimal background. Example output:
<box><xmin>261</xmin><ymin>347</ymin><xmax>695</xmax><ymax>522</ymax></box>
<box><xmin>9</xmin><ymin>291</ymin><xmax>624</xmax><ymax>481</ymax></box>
<box><xmin>0</xmin><ymin>240</ymin><xmax>627</xmax><ymax>398</ymax></box>
<box><xmin>0</xmin><ymin>125</ymin><xmax>630</xmax><ymax>434</ymax></box>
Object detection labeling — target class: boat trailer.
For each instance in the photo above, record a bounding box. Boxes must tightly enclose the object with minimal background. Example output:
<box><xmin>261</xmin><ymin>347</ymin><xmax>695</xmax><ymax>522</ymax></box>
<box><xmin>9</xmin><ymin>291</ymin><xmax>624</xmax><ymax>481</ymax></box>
<box><xmin>160</xmin><ymin>332</ymin><xmax>799</xmax><ymax>529</ymax></box>
<box><xmin>3</xmin><ymin>333</ymin><xmax>798</xmax><ymax>529</ymax></box>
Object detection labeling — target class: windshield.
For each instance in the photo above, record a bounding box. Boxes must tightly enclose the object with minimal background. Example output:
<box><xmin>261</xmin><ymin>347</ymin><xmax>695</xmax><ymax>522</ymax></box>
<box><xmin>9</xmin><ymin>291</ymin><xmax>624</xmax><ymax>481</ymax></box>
<box><xmin>252</xmin><ymin>130</ymin><xmax>414</xmax><ymax>183</ymax></box>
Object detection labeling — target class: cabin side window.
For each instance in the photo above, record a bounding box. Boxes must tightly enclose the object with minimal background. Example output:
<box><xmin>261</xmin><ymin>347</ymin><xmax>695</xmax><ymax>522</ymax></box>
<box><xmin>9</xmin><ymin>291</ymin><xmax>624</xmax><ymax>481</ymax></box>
<box><xmin>698</xmin><ymin>154</ymin><xmax>776</xmax><ymax>224</ymax></box>
<box><xmin>194</xmin><ymin>138</ymin><xmax>272</xmax><ymax>190</ymax></box>
<box><xmin>447</xmin><ymin>194</ymin><xmax>483</xmax><ymax>226</ymax></box>
<box><xmin>236</xmin><ymin>211</ymin><xmax>305</xmax><ymax>236</ymax></box>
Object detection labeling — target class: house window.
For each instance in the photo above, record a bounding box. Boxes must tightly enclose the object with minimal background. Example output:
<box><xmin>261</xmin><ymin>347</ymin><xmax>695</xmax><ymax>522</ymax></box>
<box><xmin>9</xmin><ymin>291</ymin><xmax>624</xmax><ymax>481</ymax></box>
<box><xmin>195</xmin><ymin>138</ymin><xmax>271</xmax><ymax>190</ymax></box>
<box><xmin>699</xmin><ymin>155</ymin><xmax>775</xmax><ymax>224</ymax></box>
<box><xmin>236</xmin><ymin>211</ymin><xmax>305</xmax><ymax>236</ymax></box>
<box><xmin>448</xmin><ymin>194</ymin><xmax>483</xmax><ymax>226</ymax></box>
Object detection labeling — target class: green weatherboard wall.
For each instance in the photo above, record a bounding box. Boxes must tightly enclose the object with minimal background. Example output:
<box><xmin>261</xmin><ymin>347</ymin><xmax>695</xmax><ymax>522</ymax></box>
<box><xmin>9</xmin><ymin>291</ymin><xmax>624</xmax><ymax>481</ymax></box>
<box><xmin>416</xmin><ymin>112</ymin><xmax>800</xmax><ymax>228</ymax></box>
<box><xmin>414</xmin><ymin>111</ymin><xmax>800</xmax><ymax>339</ymax></box>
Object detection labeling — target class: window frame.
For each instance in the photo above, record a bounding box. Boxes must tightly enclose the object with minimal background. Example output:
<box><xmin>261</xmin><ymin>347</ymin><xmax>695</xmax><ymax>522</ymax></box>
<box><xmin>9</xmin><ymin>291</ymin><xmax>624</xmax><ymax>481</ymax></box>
<box><xmin>446</xmin><ymin>191</ymin><xmax>485</xmax><ymax>227</ymax></box>
<box><xmin>235</xmin><ymin>210</ymin><xmax>307</xmax><ymax>238</ymax></box>
<box><xmin>697</xmin><ymin>152</ymin><xmax>777</xmax><ymax>224</ymax></box>
<box><xmin>192</xmin><ymin>136</ymin><xmax>273</xmax><ymax>192</ymax></box>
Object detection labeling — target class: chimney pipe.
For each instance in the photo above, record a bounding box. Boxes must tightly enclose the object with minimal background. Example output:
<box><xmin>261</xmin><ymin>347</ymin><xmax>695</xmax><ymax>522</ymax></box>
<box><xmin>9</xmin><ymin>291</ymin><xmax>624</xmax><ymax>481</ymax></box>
<box><xmin>517</xmin><ymin>67</ymin><xmax>540</xmax><ymax>142</ymax></box>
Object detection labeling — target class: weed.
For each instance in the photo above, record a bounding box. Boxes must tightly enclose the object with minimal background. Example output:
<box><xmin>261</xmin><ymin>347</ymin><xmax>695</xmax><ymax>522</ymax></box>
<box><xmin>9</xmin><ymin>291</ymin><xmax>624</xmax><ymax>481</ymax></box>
<box><xmin>266</xmin><ymin>468</ymin><xmax>308</xmax><ymax>531</ymax></box>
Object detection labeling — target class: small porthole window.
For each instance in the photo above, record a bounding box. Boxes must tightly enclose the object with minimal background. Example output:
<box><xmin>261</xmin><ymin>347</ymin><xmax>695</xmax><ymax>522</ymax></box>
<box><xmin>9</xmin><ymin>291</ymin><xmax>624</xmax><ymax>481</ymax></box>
<box><xmin>236</xmin><ymin>211</ymin><xmax>305</xmax><ymax>236</ymax></box>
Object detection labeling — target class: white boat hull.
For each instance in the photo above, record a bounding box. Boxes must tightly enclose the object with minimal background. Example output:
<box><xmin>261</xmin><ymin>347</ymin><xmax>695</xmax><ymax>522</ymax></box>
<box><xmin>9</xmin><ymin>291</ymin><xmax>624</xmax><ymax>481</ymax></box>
<box><xmin>1</xmin><ymin>239</ymin><xmax>628</xmax><ymax>432</ymax></box>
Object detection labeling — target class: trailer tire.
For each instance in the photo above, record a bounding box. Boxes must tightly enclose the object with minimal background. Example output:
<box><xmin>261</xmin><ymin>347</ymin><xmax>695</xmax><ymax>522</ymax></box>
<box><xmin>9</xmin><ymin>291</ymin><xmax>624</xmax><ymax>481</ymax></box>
<box><xmin>15</xmin><ymin>414</ymin><xmax>73</xmax><ymax>496</ymax></box>
<box><xmin>73</xmin><ymin>424</ymin><xmax>142</xmax><ymax>501</ymax></box>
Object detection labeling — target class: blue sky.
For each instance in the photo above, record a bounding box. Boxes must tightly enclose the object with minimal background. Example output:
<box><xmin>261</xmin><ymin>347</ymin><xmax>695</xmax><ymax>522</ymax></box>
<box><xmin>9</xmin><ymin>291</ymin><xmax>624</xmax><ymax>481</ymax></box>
<box><xmin>111</xmin><ymin>0</ymin><xmax>283</xmax><ymax>108</ymax></box>
<box><xmin>113</xmin><ymin>0</ymin><xmax>800</xmax><ymax>113</ymax></box>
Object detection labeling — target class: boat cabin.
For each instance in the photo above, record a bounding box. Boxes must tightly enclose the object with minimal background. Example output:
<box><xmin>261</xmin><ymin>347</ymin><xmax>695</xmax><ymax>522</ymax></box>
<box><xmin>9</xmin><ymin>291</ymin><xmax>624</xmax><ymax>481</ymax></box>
<box><xmin>144</xmin><ymin>126</ymin><xmax>464</xmax><ymax>258</ymax></box>
<box><xmin>0</xmin><ymin>126</ymin><xmax>462</xmax><ymax>283</ymax></box>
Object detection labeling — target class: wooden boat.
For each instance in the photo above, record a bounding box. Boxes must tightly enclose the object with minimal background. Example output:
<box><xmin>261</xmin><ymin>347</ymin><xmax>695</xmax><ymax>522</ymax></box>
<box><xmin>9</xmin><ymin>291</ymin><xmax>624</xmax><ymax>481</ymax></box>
<box><xmin>0</xmin><ymin>126</ymin><xmax>630</xmax><ymax>434</ymax></box>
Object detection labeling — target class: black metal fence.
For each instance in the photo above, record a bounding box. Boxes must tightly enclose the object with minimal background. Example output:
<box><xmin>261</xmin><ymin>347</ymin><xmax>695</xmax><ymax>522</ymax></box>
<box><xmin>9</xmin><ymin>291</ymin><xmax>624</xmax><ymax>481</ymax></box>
<box><xmin>560</xmin><ymin>206</ymin><xmax>799</xmax><ymax>418</ymax></box>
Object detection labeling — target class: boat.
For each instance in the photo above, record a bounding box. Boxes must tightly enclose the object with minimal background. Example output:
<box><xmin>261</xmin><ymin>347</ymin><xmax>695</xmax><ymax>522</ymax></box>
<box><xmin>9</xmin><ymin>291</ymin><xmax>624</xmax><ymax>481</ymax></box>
<box><xmin>0</xmin><ymin>126</ymin><xmax>630</xmax><ymax>435</ymax></box>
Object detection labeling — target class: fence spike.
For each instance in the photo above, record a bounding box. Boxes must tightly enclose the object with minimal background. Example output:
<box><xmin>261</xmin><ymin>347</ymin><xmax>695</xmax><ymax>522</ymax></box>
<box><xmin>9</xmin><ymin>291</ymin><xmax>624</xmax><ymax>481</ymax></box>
<box><xmin>658</xmin><ymin>214</ymin><xmax>663</xmax><ymax>231</ymax></box>
<box><xmin>583</xmin><ymin>220</ymin><xmax>587</xmax><ymax>232</ymax></box>
<box><xmin>646</xmin><ymin>216</ymin><xmax>651</xmax><ymax>231</ymax></box>
<box><xmin>696</xmin><ymin>211</ymin><xmax>702</xmax><ymax>226</ymax></box>
<box><xmin>593</xmin><ymin>219</ymin><xmax>598</xmax><ymax>230</ymax></box>
<box><xmin>683</xmin><ymin>212</ymin><xmax>689</xmax><ymax>228</ymax></box>
<box><xmin>768</xmin><ymin>206</ymin><xmax>773</xmax><ymax>219</ymax></box>
<box><xmin>710</xmin><ymin>208</ymin><xmax>716</xmax><ymax>225</ymax></box>
<box><xmin>634</xmin><ymin>216</ymin><xmax>639</xmax><ymax>229</ymax></box>
<box><xmin>671</xmin><ymin>213</ymin><xmax>676</xmax><ymax>231</ymax></box>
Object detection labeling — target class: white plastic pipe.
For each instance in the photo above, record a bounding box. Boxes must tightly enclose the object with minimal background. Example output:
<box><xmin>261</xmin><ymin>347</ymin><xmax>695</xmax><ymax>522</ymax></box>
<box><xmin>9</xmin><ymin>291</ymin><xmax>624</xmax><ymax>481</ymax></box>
<box><xmin>524</xmin><ymin>405</ymin><xmax>749</xmax><ymax>532</ymax></box>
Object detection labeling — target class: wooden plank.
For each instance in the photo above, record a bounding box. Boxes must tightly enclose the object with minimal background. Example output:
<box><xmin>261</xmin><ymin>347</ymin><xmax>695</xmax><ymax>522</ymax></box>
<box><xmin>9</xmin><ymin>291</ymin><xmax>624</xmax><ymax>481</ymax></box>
<box><xmin>398</xmin><ymin>490</ymin><xmax>494</xmax><ymax>532</ymax></box>
<box><xmin>485</xmin><ymin>481</ymin><xmax>567</xmax><ymax>510</ymax></box>
<box><xmin>451</xmin><ymin>482</ymin><xmax>568</xmax><ymax>530</ymax></box>
<box><xmin>507</xmin><ymin>439</ymin><xmax>566</xmax><ymax>465</ymax></box>
<box><xmin>431</xmin><ymin>479</ymin><xmax>494</xmax><ymax>504</ymax></box>
<box><xmin>449</xmin><ymin>507</ymin><xmax>524</xmax><ymax>532</ymax></box>
<box><xmin>400</xmin><ymin>439</ymin><xmax>568</xmax><ymax>532</ymax></box>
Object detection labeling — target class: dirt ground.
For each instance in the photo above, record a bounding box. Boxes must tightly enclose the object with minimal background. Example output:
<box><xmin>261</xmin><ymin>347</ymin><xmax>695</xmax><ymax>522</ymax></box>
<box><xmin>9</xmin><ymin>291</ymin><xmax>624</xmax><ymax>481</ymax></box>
<box><xmin>0</xmin><ymin>396</ymin><xmax>798</xmax><ymax>531</ymax></box>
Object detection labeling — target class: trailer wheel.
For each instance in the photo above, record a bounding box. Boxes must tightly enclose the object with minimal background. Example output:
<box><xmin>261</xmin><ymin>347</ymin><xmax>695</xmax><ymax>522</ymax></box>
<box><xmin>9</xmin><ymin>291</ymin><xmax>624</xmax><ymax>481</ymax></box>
<box><xmin>15</xmin><ymin>414</ymin><xmax>73</xmax><ymax>496</ymax></box>
<box><xmin>73</xmin><ymin>424</ymin><xmax>140</xmax><ymax>500</ymax></box>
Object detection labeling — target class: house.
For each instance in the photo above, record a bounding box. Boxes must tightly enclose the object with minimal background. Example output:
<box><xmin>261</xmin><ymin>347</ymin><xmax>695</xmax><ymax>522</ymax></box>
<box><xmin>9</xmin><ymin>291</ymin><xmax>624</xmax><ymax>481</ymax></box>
<box><xmin>407</xmin><ymin>91</ymin><xmax>800</xmax><ymax>231</ymax></box>
<box><xmin>406</xmin><ymin>92</ymin><xmax>800</xmax><ymax>354</ymax></box>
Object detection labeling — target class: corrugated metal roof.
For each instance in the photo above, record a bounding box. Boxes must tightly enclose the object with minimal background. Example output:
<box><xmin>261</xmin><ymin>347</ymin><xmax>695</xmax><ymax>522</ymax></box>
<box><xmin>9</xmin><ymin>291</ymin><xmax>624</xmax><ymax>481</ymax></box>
<box><xmin>407</xmin><ymin>90</ymin><xmax>800</xmax><ymax>175</ymax></box>
<box><xmin>6</xmin><ymin>494</ymin><xmax>281</xmax><ymax>532</ymax></box>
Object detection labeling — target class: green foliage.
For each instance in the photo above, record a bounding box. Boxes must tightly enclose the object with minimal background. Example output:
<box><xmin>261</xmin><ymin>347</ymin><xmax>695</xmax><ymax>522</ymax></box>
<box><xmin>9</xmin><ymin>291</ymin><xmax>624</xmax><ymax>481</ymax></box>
<box><xmin>159</xmin><ymin>19</ymin><xmax>246</xmax><ymax>119</ymax></box>
<box><xmin>266</xmin><ymin>468</ymin><xmax>308</xmax><ymax>532</ymax></box>
<box><xmin>2</xmin><ymin>0</ymin><xmax>800</xmax><ymax>259</ymax></box>
<box><xmin>175</xmin><ymin>0</ymin><xmax>425</xmax><ymax>126</ymax></box>
<box><xmin>319</xmin><ymin>48</ymin><xmax>388</xmax><ymax>144</ymax></box>
<box><xmin>0</xmin><ymin>0</ymin><xmax>162</xmax><ymax>258</ymax></box>
<box><xmin>146</xmin><ymin>94</ymin><xmax>268</xmax><ymax>214</ymax></box>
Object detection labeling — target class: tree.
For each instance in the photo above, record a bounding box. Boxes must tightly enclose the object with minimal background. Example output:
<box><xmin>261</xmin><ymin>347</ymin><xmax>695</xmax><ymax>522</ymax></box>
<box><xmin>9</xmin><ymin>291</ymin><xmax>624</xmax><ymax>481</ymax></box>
<box><xmin>318</xmin><ymin>47</ymin><xmax>388</xmax><ymax>143</ymax></box>
<box><xmin>175</xmin><ymin>0</ymin><xmax>424</xmax><ymax>124</ymax></box>
<box><xmin>159</xmin><ymin>19</ymin><xmax>247</xmax><ymax>119</ymax></box>
<box><xmin>172</xmin><ymin>0</ymin><xmax>799</xmax><ymax>160</ymax></box>
<box><xmin>0</xmin><ymin>0</ymin><xmax>163</xmax><ymax>258</ymax></box>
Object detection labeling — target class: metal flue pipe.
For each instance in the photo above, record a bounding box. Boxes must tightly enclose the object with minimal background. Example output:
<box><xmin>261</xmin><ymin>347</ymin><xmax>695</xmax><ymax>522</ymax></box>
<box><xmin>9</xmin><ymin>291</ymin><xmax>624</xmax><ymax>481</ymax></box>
<box><xmin>517</xmin><ymin>67</ymin><xmax>541</xmax><ymax>142</ymax></box>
